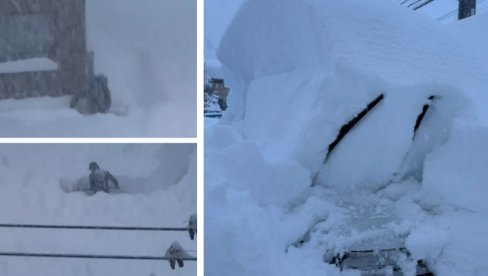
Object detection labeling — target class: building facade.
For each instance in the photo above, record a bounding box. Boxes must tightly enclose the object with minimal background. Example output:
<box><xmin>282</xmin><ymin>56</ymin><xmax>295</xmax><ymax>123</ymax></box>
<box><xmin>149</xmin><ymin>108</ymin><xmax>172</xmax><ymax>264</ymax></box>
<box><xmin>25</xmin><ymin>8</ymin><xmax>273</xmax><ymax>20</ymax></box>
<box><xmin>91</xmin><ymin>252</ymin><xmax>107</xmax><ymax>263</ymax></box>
<box><xmin>0</xmin><ymin>0</ymin><xmax>91</xmax><ymax>99</ymax></box>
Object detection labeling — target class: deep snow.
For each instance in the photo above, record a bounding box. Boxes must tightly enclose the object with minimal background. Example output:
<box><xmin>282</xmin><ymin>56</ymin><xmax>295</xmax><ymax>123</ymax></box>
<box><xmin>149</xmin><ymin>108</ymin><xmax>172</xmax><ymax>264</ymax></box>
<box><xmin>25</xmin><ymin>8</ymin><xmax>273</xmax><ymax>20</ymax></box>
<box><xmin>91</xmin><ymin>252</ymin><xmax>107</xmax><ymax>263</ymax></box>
<box><xmin>206</xmin><ymin>0</ymin><xmax>488</xmax><ymax>275</ymax></box>
<box><xmin>0</xmin><ymin>144</ymin><xmax>196</xmax><ymax>276</ymax></box>
<box><xmin>0</xmin><ymin>0</ymin><xmax>196</xmax><ymax>137</ymax></box>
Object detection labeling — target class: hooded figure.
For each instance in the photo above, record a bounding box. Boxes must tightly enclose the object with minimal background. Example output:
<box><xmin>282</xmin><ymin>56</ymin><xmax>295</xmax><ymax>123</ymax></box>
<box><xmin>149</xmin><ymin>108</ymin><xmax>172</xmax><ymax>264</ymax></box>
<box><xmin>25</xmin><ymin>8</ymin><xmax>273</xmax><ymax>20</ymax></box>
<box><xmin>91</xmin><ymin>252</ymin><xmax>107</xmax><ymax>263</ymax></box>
<box><xmin>71</xmin><ymin>75</ymin><xmax>111</xmax><ymax>114</ymax></box>
<box><xmin>88</xmin><ymin>162</ymin><xmax>119</xmax><ymax>193</ymax></box>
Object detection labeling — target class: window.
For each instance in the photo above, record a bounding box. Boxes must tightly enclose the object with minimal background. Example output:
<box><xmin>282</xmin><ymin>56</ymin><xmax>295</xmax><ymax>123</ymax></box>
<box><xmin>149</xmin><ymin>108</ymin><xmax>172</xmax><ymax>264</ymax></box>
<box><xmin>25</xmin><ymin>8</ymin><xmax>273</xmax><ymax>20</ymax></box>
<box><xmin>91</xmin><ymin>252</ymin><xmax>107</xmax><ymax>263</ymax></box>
<box><xmin>0</xmin><ymin>14</ymin><xmax>54</xmax><ymax>63</ymax></box>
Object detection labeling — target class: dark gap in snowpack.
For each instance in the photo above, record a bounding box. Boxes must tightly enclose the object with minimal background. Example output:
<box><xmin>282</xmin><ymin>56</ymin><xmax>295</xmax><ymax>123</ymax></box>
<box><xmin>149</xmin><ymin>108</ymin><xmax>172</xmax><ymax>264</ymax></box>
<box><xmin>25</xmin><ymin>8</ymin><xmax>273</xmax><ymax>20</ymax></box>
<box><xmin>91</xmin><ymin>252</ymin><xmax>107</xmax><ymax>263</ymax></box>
<box><xmin>325</xmin><ymin>93</ymin><xmax>384</xmax><ymax>161</ymax></box>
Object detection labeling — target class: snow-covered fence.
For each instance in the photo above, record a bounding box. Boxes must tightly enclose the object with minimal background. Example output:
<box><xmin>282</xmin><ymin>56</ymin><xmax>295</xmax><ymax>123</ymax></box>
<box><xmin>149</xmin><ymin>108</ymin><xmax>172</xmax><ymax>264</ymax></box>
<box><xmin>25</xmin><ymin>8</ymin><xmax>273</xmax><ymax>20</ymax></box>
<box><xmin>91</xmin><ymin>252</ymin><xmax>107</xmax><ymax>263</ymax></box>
<box><xmin>0</xmin><ymin>0</ymin><xmax>92</xmax><ymax>100</ymax></box>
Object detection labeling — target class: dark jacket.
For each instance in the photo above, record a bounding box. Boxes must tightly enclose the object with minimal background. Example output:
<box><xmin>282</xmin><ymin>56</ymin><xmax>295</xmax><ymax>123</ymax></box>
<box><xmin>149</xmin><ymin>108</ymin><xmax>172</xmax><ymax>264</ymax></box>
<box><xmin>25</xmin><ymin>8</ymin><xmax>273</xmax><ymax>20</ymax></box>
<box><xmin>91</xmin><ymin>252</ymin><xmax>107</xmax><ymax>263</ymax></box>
<box><xmin>89</xmin><ymin>169</ymin><xmax>119</xmax><ymax>193</ymax></box>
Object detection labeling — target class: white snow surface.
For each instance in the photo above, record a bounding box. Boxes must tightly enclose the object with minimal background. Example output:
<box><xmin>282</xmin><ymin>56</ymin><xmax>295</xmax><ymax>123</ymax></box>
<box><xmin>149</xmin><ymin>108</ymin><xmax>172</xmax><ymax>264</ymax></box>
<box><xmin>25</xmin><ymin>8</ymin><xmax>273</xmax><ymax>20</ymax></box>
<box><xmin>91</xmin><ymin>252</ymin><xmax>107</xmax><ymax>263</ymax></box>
<box><xmin>0</xmin><ymin>58</ymin><xmax>58</xmax><ymax>74</ymax></box>
<box><xmin>0</xmin><ymin>144</ymin><xmax>196</xmax><ymax>276</ymax></box>
<box><xmin>206</xmin><ymin>0</ymin><xmax>488</xmax><ymax>275</ymax></box>
<box><xmin>0</xmin><ymin>0</ymin><xmax>196</xmax><ymax>137</ymax></box>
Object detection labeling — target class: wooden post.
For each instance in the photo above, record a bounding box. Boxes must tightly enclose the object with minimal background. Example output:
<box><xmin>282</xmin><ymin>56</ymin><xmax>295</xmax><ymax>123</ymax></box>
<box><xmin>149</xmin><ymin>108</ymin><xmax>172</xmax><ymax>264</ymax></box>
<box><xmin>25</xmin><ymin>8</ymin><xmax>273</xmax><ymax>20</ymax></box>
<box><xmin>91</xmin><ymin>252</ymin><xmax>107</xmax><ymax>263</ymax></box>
<box><xmin>459</xmin><ymin>0</ymin><xmax>476</xmax><ymax>20</ymax></box>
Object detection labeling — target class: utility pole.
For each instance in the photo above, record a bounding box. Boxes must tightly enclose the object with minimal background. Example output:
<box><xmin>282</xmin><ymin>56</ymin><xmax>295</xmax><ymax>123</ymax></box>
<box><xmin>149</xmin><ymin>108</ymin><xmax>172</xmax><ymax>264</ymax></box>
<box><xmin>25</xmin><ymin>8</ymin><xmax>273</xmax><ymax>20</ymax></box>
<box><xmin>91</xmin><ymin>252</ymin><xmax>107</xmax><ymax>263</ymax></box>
<box><xmin>458</xmin><ymin>0</ymin><xmax>476</xmax><ymax>20</ymax></box>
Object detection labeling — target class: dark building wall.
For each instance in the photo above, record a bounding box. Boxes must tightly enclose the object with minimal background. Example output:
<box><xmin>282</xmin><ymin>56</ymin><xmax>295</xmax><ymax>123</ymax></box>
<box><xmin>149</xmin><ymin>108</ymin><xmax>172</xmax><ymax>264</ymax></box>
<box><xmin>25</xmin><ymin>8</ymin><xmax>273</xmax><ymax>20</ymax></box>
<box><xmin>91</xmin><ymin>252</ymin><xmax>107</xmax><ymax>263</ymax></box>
<box><xmin>0</xmin><ymin>0</ymin><xmax>89</xmax><ymax>100</ymax></box>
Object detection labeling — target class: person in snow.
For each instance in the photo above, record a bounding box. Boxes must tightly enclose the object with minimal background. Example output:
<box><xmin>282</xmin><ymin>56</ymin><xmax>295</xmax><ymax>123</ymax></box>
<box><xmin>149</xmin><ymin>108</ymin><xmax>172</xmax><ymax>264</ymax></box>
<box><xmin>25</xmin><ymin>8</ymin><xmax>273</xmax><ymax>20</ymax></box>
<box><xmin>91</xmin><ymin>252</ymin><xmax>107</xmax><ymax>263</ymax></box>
<box><xmin>188</xmin><ymin>214</ymin><xmax>197</xmax><ymax>240</ymax></box>
<box><xmin>71</xmin><ymin>75</ymin><xmax>111</xmax><ymax>114</ymax></box>
<box><xmin>88</xmin><ymin>161</ymin><xmax>119</xmax><ymax>193</ymax></box>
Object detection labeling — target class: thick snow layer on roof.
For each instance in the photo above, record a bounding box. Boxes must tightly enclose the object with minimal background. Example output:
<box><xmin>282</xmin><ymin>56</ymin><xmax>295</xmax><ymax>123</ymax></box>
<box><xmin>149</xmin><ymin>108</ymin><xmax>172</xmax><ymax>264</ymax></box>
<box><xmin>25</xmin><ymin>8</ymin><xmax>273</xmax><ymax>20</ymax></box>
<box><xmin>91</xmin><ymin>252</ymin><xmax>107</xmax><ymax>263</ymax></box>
<box><xmin>452</xmin><ymin>12</ymin><xmax>488</xmax><ymax>67</ymax></box>
<box><xmin>219</xmin><ymin>0</ymin><xmax>487</xmax><ymax>85</ymax></box>
<box><xmin>219</xmin><ymin>0</ymin><xmax>488</xmax><ymax>128</ymax></box>
<box><xmin>204</xmin><ymin>0</ymin><xmax>243</xmax><ymax>60</ymax></box>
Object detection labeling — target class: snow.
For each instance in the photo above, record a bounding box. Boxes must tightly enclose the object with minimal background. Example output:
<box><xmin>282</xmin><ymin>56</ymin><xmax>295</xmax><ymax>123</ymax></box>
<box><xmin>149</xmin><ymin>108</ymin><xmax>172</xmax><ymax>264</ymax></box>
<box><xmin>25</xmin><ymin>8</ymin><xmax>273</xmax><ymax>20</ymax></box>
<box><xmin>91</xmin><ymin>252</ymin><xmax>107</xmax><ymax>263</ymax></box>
<box><xmin>204</xmin><ymin>0</ymin><xmax>244</xmax><ymax>61</ymax></box>
<box><xmin>423</xmin><ymin>125</ymin><xmax>488</xmax><ymax>213</ymax></box>
<box><xmin>206</xmin><ymin>0</ymin><xmax>488</xmax><ymax>275</ymax></box>
<box><xmin>0</xmin><ymin>144</ymin><xmax>196</xmax><ymax>276</ymax></box>
<box><xmin>0</xmin><ymin>96</ymin><xmax>195</xmax><ymax>137</ymax></box>
<box><xmin>0</xmin><ymin>0</ymin><xmax>196</xmax><ymax>137</ymax></box>
<box><xmin>0</xmin><ymin>58</ymin><xmax>58</xmax><ymax>74</ymax></box>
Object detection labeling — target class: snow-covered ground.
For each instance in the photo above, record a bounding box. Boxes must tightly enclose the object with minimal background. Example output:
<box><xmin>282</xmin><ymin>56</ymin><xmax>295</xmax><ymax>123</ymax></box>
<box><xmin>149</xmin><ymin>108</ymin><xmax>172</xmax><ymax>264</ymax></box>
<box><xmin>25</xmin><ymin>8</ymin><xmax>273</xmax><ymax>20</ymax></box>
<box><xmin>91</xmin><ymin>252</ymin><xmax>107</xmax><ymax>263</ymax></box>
<box><xmin>0</xmin><ymin>0</ymin><xmax>196</xmax><ymax>137</ymax></box>
<box><xmin>206</xmin><ymin>0</ymin><xmax>488</xmax><ymax>275</ymax></box>
<box><xmin>0</xmin><ymin>144</ymin><xmax>196</xmax><ymax>276</ymax></box>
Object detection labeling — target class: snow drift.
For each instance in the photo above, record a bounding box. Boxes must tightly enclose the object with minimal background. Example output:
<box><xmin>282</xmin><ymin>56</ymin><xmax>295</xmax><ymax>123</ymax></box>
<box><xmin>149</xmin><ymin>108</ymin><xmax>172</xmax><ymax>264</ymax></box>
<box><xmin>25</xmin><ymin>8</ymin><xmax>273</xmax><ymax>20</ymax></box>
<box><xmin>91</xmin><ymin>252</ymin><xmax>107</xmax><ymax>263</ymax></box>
<box><xmin>217</xmin><ymin>0</ymin><xmax>488</xmax><ymax>199</ymax></box>
<box><xmin>0</xmin><ymin>144</ymin><xmax>196</xmax><ymax>276</ymax></box>
<box><xmin>206</xmin><ymin>0</ymin><xmax>488</xmax><ymax>275</ymax></box>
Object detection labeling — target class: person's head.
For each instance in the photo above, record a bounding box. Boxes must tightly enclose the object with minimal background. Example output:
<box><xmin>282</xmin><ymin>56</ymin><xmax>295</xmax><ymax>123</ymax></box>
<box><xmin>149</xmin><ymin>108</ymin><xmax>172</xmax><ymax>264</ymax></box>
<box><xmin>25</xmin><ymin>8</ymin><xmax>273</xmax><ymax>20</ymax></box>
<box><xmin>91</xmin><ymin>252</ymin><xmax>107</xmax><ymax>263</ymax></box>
<box><xmin>95</xmin><ymin>74</ymin><xmax>108</xmax><ymax>87</ymax></box>
<box><xmin>89</xmin><ymin>162</ymin><xmax>100</xmax><ymax>171</ymax></box>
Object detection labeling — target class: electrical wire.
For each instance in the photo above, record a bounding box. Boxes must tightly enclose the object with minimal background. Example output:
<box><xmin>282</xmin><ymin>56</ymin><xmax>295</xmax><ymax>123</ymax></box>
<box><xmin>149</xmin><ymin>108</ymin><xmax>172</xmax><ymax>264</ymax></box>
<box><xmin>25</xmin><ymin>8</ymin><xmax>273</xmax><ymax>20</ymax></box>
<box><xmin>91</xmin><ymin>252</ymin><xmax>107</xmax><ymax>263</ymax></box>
<box><xmin>0</xmin><ymin>252</ymin><xmax>197</xmax><ymax>261</ymax></box>
<box><xmin>0</xmin><ymin>223</ymin><xmax>189</xmax><ymax>231</ymax></box>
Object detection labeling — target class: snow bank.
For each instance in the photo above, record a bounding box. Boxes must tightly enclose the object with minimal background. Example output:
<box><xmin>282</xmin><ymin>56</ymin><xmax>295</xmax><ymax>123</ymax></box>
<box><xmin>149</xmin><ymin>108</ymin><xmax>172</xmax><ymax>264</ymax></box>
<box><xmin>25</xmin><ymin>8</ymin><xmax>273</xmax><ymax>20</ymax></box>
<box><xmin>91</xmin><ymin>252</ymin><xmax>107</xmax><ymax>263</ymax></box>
<box><xmin>423</xmin><ymin>125</ymin><xmax>488</xmax><ymax>213</ymax></box>
<box><xmin>204</xmin><ymin>0</ymin><xmax>244</xmax><ymax>60</ymax></box>
<box><xmin>206</xmin><ymin>0</ymin><xmax>488</xmax><ymax>274</ymax></box>
<box><xmin>206</xmin><ymin>125</ymin><xmax>310</xmax><ymax>207</ymax></box>
<box><xmin>0</xmin><ymin>58</ymin><xmax>58</xmax><ymax>74</ymax></box>
<box><xmin>217</xmin><ymin>0</ymin><xmax>488</xmax><ymax>192</ymax></box>
<box><xmin>0</xmin><ymin>144</ymin><xmax>196</xmax><ymax>276</ymax></box>
<box><xmin>219</xmin><ymin>0</ymin><xmax>486</xmax><ymax>84</ymax></box>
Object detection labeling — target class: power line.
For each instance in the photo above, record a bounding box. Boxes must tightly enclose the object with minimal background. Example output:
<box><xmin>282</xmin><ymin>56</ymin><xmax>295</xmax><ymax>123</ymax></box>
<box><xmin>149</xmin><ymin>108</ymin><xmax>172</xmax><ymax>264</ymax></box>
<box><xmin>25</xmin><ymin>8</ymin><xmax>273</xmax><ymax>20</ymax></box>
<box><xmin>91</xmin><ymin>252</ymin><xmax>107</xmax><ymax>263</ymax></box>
<box><xmin>0</xmin><ymin>223</ymin><xmax>189</xmax><ymax>231</ymax></box>
<box><xmin>0</xmin><ymin>252</ymin><xmax>197</xmax><ymax>261</ymax></box>
<box><xmin>0</xmin><ymin>223</ymin><xmax>197</xmax><ymax>270</ymax></box>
